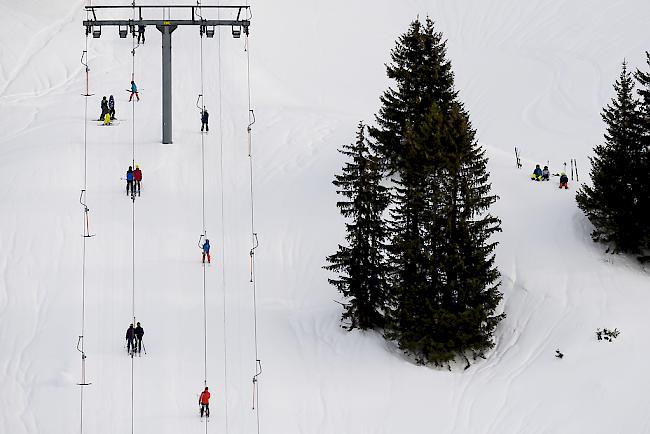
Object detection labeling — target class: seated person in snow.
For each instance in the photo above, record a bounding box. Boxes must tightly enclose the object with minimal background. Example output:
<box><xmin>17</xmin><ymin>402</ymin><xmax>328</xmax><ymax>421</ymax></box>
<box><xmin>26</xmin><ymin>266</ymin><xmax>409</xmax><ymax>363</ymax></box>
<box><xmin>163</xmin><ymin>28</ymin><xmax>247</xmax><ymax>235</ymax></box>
<box><xmin>531</xmin><ymin>164</ymin><xmax>543</xmax><ymax>181</ymax></box>
<box><xmin>542</xmin><ymin>165</ymin><xmax>550</xmax><ymax>181</ymax></box>
<box><xmin>559</xmin><ymin>172</ymin><xmax>569</xmax><ymax>189</ymax></box>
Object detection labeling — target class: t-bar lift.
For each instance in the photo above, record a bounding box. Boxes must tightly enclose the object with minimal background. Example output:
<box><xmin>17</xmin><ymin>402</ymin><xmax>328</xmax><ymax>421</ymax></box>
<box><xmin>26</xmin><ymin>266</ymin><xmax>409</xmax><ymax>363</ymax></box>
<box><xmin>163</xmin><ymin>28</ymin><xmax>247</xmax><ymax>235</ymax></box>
<box><xmin>83</xmin><ymin>5</ymin><xmax>250</xmax><ymax>144</ymax></box>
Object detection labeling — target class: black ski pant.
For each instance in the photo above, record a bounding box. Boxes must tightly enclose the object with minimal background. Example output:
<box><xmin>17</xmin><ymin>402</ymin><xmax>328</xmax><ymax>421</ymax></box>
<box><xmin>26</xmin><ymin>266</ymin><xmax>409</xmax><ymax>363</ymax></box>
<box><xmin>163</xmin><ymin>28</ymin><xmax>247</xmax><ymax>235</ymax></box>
<box><xmin>201</xmin><ymin>121</ymin><xmax>209</xmax><ymax>132</ymax></box>
<box><xmin>136</xmin><ymin>337</ymin><xmax>143</xmax><ymax>353</ymax></box>
<box><xmin>200</xmin><ymin>403</ymin><xmax>210</xmax><ymax>417</ymax></box>
<box><xmin>134</xmin><ymin>180</ymin><xmax>141</xmax><ymax>194</ymax></box>
<box><xmin>126</xmin><ymin>180</ymin><xmax>133</xmax><ymax>195</ymax></box>
<box><xmin>127</xmin><ymin>338</ymin><xmax>135</xmax><ymax>353</ymax></box>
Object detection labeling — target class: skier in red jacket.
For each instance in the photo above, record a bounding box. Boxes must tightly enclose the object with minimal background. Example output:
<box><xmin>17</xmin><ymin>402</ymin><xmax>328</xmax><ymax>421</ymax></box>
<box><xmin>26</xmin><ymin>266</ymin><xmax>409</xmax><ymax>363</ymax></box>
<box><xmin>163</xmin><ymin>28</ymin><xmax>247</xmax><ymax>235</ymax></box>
<box><xmin>199</xmin><ymin>386</ymin><xmax>211</xmax><ymax>418</ymax></box>
<box><xmin>133</xmin><ymin>165</ymin><xmax>142</xmax><ymax>196</ymax></box>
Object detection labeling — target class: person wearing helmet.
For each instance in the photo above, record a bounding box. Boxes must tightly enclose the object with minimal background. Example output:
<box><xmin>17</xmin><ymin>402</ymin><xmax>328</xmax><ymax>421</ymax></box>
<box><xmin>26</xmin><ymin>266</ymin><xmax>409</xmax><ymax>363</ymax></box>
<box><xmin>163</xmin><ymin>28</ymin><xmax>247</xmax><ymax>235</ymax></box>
<box><xmin>126</xmin><ymin>166</ymin><xmax>134</xmax><ymax>196</ymax></box>
<box><xmin>542</xmin><ymin>165</ymin><xmax>550</xmax><ymax>181</ymax></box>
<box><xmin>133</xmin><ymin>165</ymin><xmax>142</xmax><ymax>196</ymax></box>
<box><xmin>134</xmin><ymin>322</ymin><xmax>144</xmax><ymax>354</ymax></box>
<box><xmin>531</xmin><ymin>164</ymin><xmax>543</xmax><ymax>181</ymax></box>
<box><xmin>202</xmin><ymin>238</ymin><xmax>211</xmax><ymax>264</ymax></box>
<box><xmin>125</xmin><ymin>324</ymin><xmax>136</xmax><ymax>354</ymax></box>
<box><xmin>559</xmin><ymin>172</ymin><xmax>569</xmax><ymax>189</ymax></box>
<box><xmin>199</xmin><ymin>386</ymin><xmax>211</xmax><ymax>418</ymax></box>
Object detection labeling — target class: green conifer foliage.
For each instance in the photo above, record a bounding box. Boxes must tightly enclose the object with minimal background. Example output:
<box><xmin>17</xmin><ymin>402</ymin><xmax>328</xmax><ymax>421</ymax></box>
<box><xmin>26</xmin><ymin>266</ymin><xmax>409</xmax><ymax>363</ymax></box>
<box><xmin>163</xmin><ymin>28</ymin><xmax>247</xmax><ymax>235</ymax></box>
<box><xmin>372</xmin><ymin>18</ymin><xmax>503</xmax><ymax>366</ymax></box>
<box><xmin>325</xmin><ymin>123</ymin><xmax>390</xmax><ymax>330</ymax></box>
<box><xmin>634</xmin><ymin>53</ymin><xmax>650</xmax><ymax>257</ymax></box>
<box><xmin>577</xmin><ymin>61</ymin><xmax>646</xmax><ymax>254</ymax></box>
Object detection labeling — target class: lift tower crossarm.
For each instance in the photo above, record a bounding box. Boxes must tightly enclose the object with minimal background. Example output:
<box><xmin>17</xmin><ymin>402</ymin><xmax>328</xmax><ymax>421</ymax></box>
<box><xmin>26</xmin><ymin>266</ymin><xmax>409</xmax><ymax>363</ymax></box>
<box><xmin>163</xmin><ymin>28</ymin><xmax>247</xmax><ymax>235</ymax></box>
<box><xmin>83</xmin><ymin>4</ymin><xmax>251</xmax><ymax>144</ymax></box>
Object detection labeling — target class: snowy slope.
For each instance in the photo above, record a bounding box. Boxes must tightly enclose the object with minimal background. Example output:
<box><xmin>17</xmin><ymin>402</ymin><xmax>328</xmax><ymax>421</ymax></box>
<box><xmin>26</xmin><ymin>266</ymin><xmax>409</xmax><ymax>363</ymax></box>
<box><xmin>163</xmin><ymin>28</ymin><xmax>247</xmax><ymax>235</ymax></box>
<box><xmin>2</xmin><ymin>1</ymin><xmax>650</xmax><ymax>433</ymax></box>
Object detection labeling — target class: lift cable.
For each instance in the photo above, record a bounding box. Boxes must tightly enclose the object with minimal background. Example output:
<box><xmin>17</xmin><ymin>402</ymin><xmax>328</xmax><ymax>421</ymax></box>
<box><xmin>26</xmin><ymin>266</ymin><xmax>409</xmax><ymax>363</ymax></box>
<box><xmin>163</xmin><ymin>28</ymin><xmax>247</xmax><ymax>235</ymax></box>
<box><xmin>197</xmin><ymin>3</ymin><xmax>211</xmax><ymax>433</ymax></box>
<box><xmin>244</xmin><ymin>6</ymin><xmax>262</xmax><ymax>433</ymax></box>
<box><xmin>130</xmin><ymin>3</ymin><xmax>138</xmax><ymax>434</ymax></box>
<box><xmin>215</xmin><ymin>3</ymin><xmax>230</xmax><ymax>433</ymax></box>
<box><xmin>78</xmin><ymin>4</ymin><xmax>94</xmax><ymax>434</ymax></box>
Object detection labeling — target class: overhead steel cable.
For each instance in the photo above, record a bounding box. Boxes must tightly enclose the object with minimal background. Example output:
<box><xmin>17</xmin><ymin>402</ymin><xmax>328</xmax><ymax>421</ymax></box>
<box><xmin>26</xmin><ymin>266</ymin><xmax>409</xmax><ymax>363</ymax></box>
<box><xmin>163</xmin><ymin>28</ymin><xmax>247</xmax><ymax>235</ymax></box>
<box><xmin>243</xmin><ymin>6</ymin><xmax>262</xmax><ymax>433</ymax></box>
<box><xmin>130</xmin><ymin>3</ymin><xmax>138</xmax><ymax>434</ymax></box>
<box><xmin>197</xmin><ymin>4</ymin><xmax>211</xmax><ymax>434</ymax></box>
<box><xmin>78</xmin><ymin>4</ymin><xmax>94</xmax><ymax>434</ymax></box>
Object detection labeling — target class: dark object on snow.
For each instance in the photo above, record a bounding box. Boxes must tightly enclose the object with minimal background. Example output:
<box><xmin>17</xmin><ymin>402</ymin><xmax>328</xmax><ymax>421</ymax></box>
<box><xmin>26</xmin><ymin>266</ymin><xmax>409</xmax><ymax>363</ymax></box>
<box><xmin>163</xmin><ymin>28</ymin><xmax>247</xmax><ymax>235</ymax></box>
<box><xmin>596</xmin><ymin>327</ymin><xmax>620</xmax><ymax>342</ymax></box>
<box><xmin>555</xmin><ymin>349</ymin><xmax>564</xmax><ymax>359</ymax></box>
<box><xmin>542</xmin><ymin>166</ymin><xmax>550</xmax><ymax>181</ymax></box>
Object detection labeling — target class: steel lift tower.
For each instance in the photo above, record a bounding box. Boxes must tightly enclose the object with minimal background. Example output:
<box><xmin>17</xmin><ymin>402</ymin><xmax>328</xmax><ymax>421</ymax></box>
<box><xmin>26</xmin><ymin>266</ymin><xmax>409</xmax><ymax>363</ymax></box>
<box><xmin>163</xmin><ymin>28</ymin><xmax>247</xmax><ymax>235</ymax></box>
<box><xmin>83</xmin><ymin>4</ymin><xmax>250</xmax><ymax>144</ymax></box>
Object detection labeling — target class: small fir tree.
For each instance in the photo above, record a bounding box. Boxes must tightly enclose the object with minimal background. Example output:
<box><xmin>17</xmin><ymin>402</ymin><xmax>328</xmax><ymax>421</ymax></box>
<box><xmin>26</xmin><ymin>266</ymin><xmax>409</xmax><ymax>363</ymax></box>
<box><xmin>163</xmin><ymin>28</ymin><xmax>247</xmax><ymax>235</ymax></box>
<box><xmin>325</xmin><ymin>123</ymin><xmax>390</xmax><ymax>330</ymax></box>
<box><xmin>577</xmin><ymin>61</ymin><xmax>646</xmax><ymax>253</ymax></box>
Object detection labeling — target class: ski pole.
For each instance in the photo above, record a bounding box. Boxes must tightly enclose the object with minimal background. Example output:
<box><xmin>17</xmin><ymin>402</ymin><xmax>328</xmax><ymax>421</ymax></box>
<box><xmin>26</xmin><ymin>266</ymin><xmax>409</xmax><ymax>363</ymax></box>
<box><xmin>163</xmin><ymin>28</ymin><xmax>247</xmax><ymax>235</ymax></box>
<box><xmin>575</xmin><ymin>159</ymin><xmax>579</xmax><ymax>182</ymax></box>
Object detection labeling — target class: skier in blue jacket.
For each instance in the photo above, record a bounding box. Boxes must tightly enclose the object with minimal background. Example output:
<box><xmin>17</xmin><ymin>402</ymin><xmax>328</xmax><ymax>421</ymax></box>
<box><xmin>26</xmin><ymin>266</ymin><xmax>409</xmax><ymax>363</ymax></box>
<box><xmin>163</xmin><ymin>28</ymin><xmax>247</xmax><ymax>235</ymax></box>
<box><xmin>202</xmin><ymin>239</ymin><xmax>211</xmax><ymax>264</ymax></box>
<box><xmin>129</xmin><ymin>80</ymin><xmax>140</xmax><ymax>102</ymax></box>
<box><xmin>126</xmin><ymin>166</ymin><xmax>134</xmax><ymax>195</ymax></box>
<box><xmin>531</xmin><ymin>164</ymin><xmax>543</xmax><ymax>181</ymax></box>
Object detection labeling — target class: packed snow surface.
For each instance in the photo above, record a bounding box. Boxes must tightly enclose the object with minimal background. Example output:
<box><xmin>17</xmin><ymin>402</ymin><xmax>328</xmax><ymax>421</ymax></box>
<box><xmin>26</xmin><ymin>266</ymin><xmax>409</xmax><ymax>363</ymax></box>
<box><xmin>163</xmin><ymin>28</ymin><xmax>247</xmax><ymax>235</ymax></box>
<box><xmin>1</xmin><ymin>0</ymin><xmax>650</xmax><ymax>433</ymax></box>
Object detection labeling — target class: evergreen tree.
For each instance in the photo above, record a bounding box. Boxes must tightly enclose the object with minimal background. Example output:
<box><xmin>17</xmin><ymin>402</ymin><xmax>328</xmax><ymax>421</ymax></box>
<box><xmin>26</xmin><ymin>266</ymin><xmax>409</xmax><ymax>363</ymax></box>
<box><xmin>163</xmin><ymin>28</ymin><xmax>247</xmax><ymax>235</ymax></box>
<box><xmin>634</xmin><ymin>53</ymin><xmax>650</xmax><ymax>258</ymax></box>
<box><xmin>325</xmin><ymin>123</ymin><xmax>390</xmax><ymax>330</ymax></box>
<box><xmin>577</xmin><ymin>61</ymin><xmax>646</xmax><ymax>253</ymax></box>
<box><xmin>385</xmin><ymin>101</ymin><xmax>503</xmax><ymax>367</ymax></box>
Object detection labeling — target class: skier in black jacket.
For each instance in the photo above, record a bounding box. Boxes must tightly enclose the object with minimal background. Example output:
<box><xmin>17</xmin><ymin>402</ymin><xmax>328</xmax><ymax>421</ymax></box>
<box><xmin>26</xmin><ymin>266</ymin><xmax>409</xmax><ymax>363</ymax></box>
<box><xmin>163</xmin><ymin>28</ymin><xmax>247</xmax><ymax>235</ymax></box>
<box><xmin>134</xmin><ymin>322</ymin><xmax>144</xmax><ymax>354</ymax></box>
<box><xmin>201</xmin><ymin>109</ymin><xmax>209</xmax><ymax>132</ymax></box>
<box><xmin>126</xmin><ymin>324</ymin><xmax>136</xmax><ymax>354</ymax></box>
<box><xmin>99</xmin><ymin>96</ymin><xmax>109</xmax><ymax>121</ymax></box>
<box><xmin>108</xmin><ymin>95</ymin><xmax>116</xmax><ymax>119</ymax></box>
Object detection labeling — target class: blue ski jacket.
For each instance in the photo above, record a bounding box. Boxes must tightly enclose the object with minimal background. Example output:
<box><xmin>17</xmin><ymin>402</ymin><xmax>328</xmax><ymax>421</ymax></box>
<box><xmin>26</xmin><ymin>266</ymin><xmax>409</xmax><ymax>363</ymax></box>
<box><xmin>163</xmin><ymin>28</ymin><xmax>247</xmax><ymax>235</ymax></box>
<box><xmin>533</xmin><ymin>167</ymin><xmax>543</xmax><ymax>177</ymax></box>
<box><xmin>126</xmin><ymin>170</ymin><xmax>134</xmax><ymax>181</ymax></box>
<box><xmin>202</xmin><ymin>240</ymin><xmax>210</xmax><ymax>253</ymax></box>
<box><xmin>131</xmin><ymin>82</ymin><xmax>138</xmax><ymax>93</ymax></box>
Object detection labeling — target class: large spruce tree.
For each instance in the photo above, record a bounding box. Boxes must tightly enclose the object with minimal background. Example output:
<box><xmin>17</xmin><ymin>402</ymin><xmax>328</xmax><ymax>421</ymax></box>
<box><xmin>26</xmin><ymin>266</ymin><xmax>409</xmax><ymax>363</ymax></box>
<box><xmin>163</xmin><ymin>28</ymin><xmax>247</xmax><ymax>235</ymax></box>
<box><xmin>577</xmin><ymin>61</ymin><xmax>646</xmax><ymax>254</ymax></box>
<box><xmin>326</xmin><ymin>123</ymin><xmax>390</xmax><ymax>330</ymax></box>
<box><xmin>373</xmin><ymin>18</ymin><xmax>503</xmax><ymax>366</ymax></box>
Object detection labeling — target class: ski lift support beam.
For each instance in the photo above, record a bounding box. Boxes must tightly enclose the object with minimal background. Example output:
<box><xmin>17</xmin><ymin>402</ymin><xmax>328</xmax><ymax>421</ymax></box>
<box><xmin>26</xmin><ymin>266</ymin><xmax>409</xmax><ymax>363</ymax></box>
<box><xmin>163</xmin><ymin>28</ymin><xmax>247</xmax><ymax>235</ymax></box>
<box><xmin>83</xmin><ymin>5</ymin><xmax>251</xmax><ymax>144</ymax></box>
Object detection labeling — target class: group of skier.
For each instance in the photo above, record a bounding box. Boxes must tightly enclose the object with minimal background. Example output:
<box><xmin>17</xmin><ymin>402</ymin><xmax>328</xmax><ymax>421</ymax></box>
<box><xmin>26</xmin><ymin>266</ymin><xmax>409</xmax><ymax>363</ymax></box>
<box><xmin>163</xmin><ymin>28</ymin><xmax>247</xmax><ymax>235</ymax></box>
<box><xmin>124</xmin><ymin>322</ymin><xmax>213</xmax><ymax>417</ymax></box>
<box><xmin>99</xmin><ymin>80</ymin><xmax>210</xmax><ymax>132</ymax></box>
<box><xmin>99</xmin><ymin>95</ymin><xmax>116</xmax><ymax>125</ymax></box>
<box><xmin>98</xmin><ymin>43</ymin><xmax>218</xmax><ymax>421</ymax></box>
<box><xmin>125</xmin><ymin>165</ymin><xmax>143</xmax><ymax>197</ymax></box>
<box><xmin>125</xmin><ymin>322</ymin><xmax>145</xmax><ymax>355</ymax></box>
<box><xmin>531</xmin><ymin>164</ymin><xmax>569</xmax><ymax>189</ymax></box>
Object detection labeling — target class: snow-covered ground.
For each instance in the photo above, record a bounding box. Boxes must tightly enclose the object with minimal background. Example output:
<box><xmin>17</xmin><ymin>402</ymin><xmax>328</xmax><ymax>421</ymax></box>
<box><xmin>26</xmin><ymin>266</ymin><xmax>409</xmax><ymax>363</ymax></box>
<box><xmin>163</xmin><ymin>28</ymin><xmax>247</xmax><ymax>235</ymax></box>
<box><xmin>1</xmin><ymin>0</ymin><xmax>650</xmax><ymax>433</ymax></box>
